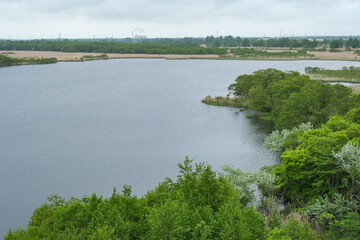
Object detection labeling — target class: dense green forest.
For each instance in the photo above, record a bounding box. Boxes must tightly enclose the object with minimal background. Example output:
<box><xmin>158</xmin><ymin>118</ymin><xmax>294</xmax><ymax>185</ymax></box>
<box><xmin>6</xmin><ymin>68</ymin><xmax>360</xmax><ymax>239</ymax></box>
<box><xmin>305</xmin><ymin>66</ymin><xmax>360</xmax><ymax>82</ymax></box>
<box><xmin>0</xmin><ymin>54</ymin><xmax>57</xmax><ymax>67</ymax></box>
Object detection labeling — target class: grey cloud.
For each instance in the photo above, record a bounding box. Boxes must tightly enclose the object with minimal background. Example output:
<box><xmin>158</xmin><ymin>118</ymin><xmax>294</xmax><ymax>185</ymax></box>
<box><xmin>1</xmin><ymin>0</ymin><xmax>359</xmax><ymax>37</ymax></box>
<box><xmin>3</xmin><ymin>0</ymin><xmax>359</xmax><ymax>23</ymax></box>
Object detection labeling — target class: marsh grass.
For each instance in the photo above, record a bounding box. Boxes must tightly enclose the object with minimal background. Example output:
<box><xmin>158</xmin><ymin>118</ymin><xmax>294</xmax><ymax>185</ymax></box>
<box><xmin>201</xmin><ymin>96</ymin><xmax>247</xmax><ymax>108</ymax></box>
<box><xmin>306</xmin><ymin>67</ymin><xmax>360</xmax><ymax>82</ymax></box>
<box><xmin>309</xmin><ymin>75</ymin><xmax>360</xmax><ymax>83</ymax></box>
<box><xmin>0</xmin><ymin>54</ymin><xmax>57</xmax><ymax>67</ymax></box>
<box><xmin>350</xmin><ymin>85</ymin><xmax>360</xmax><ymax>94</ymax></box>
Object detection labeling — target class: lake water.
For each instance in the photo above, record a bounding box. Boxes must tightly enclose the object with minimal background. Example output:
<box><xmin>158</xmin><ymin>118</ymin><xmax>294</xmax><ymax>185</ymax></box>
<box><xmin>0</xmin><ymin>59</ymin><xmax>359</xmax><ymax>237</ymax></box>
<box><xmin>329</xmin><ymin>82</ymin><xmax>360</xmax><ymax>86</ymax></box>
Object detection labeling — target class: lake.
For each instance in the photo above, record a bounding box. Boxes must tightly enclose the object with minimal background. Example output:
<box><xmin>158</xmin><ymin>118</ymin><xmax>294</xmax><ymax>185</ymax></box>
<box><xmin>0</xmin><ymin>59</ymin><xmax>359</xmax><ymax>237</ymax></box>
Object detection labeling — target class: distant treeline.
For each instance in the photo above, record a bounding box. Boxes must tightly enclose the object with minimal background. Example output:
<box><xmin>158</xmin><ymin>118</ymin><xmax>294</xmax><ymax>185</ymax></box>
<box><xmin>0</xmin><ymin>40</ymin><xmax>227</xmax><ymax>55</ymax></box>
<box><xmin>0</xmin><ymin>37</ymin><xmax>359</xmax><ymax>55</ymax></box>
<box><xmin>132</xmin><ymin>36</ymin><xmax>360</xmax><ymax>49</ymax></box>
<box><xmin>205</xmin><ymin>36</ymin><xmax>360</xmax><ymax>49</ymax></box>
<box><xmin>0</xmin><ymin>54</ymin><xmax>57</xmax><ymax>67</ymax></box>
<box><xmin>100</xmin><ymin>36</ymin><xmax>360</xmax><ymax>49</ymax></box>
<box><xmin>207</xmin><ymin>36</ymin><xmax>320</xmax><ymax>48</ymax></box>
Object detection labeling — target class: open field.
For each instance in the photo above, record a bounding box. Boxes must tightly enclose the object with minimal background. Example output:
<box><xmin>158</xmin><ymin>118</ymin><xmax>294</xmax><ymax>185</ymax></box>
<box><xmin>351</xmin><ymin>85</ymin><xmax>360</xmax><ymax>94</ymax></box>
<box><xmin>308</xmin><ymin>51</ymin><xmax>359</xmax><ymax>60</ymax></box>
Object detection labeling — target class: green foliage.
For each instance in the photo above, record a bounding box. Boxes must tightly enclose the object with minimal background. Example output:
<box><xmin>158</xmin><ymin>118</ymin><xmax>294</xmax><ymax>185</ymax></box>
<box><xmin>276</xmin><ymin>81</ymin><xmax>334</xmax><ymax>128</ymax></box>
<box><xmin>0</xmin><ymin>54</ymin><xmax>21</xmax><ymax>66</ymax></box>
<box><xmin>274</xmin><ymin>129</ymin><xmax>348</xmax><ymax>202</ymax></box>
<box><xmin>271</xmin><ymin>114</ymin><xmax>360</xmax><ymax>207</ymax></box>
<box><xmin>0</xmin><ymin>37</ymin><xmax>357</xmax><ymax>55</ymax></box>
<box><xmin>228</xmin><ymin>73</ymin><xmax>254</xmax><ymax>99</ymax></box>
<box><xmin>5</xmin><ymin>158</ymin><xmax>268</xmax><ymax>240</ymax></box>
<box><xmin>0</xmin><ymin>54</ymin><xmax>57</xmax><ymax>67</ymax></box>
<box><xmin>325</xmin><ymin>212</ymin><xmax>360</xmax><ymax>239</ymax></box>
<box><xmin>330</xmin><ymin>39</ymin><xmax>344</xmax><ymax>49</ymax></box>
<box><xmin>147</xmin><ymin>200</ymin><xmax>192</xmax><ymax>239</ymax></box>
<box><xmin>267</xmin><ymin>214</ymin><xmax>319</xmax><ymax>240</ymax></box>
<box><xmin>345</xmin><ymin>38</ymin><xmax>360</xmax><ymax>49</ymax></box>
<box><xmin>5</xmin><ymin>188</ymin><xmax>148</xmax><ymax>239</ymax></box>
<box><xmin>345</xmin><ymin>107</ymin><xmax>360</xmax><ymax>124</ymax></box>
<box><xmin>216</xmin><ymin>202</ymin><xmax>266</xmax><ymax>240</ymax></box>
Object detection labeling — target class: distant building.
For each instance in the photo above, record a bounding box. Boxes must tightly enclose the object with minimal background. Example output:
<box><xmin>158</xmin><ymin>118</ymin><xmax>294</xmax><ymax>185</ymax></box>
<box><xmin>134</xmin><ymin>34</ymin><xmax>147</xmax><ymax>39</ymax></box>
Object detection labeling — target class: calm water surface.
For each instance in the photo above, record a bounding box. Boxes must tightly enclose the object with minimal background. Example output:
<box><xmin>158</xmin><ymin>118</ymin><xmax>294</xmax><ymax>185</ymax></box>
<box><xmin>1</xmin><ymin>59</ymin><xmax>359</xmax><ymax>237</ymax></box>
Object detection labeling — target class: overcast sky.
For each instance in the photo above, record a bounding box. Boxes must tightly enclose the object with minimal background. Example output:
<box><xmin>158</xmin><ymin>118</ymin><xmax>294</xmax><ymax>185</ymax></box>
<box><xmin>1</xmin><ymin>0</ymin><xmax>359</xmax><ymax>39</ymax></box>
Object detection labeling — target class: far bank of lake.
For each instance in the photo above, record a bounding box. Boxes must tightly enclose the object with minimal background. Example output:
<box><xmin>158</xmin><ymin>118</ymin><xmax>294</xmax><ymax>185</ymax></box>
<box><xmin>3</xmin><ymin>50</ymin><xmax>360</xmax><ymax>62</ymax></box>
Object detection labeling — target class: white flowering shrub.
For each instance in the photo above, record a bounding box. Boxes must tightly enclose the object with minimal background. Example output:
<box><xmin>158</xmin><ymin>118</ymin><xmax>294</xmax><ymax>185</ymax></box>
<box><xmin>222</xmin><ymin>165</ymin><xmax>278</xmax><ymax>208</ymax></box>
<box><xmin>264</xmin><ymin>122</ymin><xmax>313</xmax><ymax>154</ymax></box>
<box><xmin>333</xmin><ymin>142</ymin><xmax>360</xmax><ymax>174</ymax></box>
<box><xmin>221</xmin><ymin>165</ymin><xmax>255</xmax><ymax>205</ymax></box>
<box><xmin>253</xmin><ymin>166</ymin><xmax>277</xmax><ymax>197</ymax></box>
<box><xmin>305</xmin><ymin>193</ymin><xmax>359</xmax><ymax>220</ymax></box>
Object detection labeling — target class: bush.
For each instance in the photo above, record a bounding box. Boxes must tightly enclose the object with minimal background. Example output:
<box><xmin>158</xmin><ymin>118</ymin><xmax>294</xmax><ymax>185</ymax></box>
<box><xmin>267</xmin><ymin>213</ymin><xmax>319</xmax><ymax>240</ymax></box>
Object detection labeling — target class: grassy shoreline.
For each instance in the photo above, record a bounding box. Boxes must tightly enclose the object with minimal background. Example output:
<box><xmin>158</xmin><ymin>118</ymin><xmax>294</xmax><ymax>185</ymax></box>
<box><xmin>305</xmin><ymin>67</ymin><xmax>360</xmax><ymax>93</ymax></box>
<box><xmin>0</xmin><ymin>54</ymin><xmax>57</xmax><ymax>67</ymax></box>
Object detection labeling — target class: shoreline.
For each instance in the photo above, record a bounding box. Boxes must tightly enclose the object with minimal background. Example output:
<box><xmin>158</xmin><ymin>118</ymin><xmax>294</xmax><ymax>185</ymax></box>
<box><xmin>2</xmin><ymin>50</ymin><xmax>360</xmax><ymax>62</ymax></box>
<box><xmin>2</xmin><ymin>51</ymin><xmax>220</xmax><ymax>61</ymax></box>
